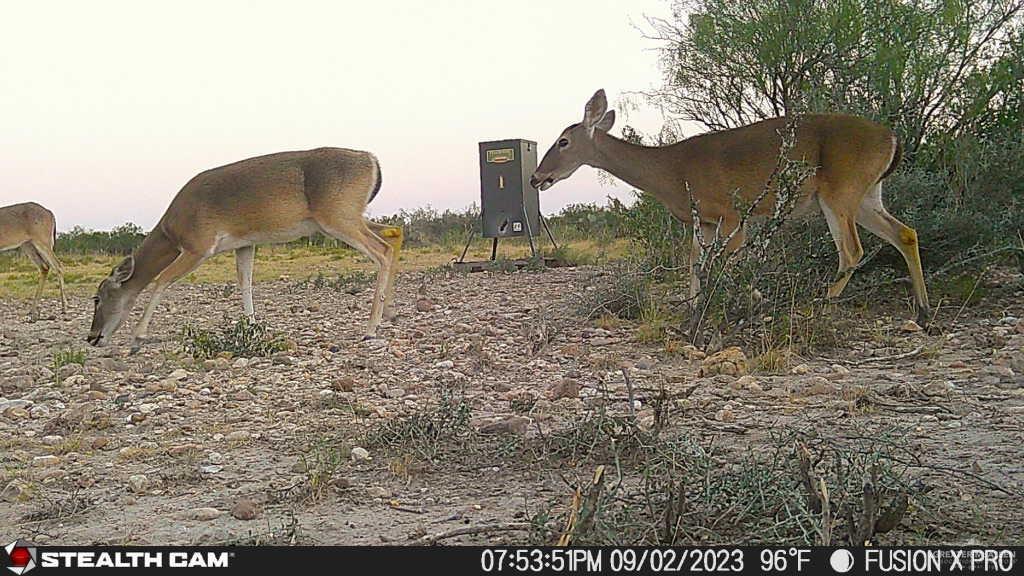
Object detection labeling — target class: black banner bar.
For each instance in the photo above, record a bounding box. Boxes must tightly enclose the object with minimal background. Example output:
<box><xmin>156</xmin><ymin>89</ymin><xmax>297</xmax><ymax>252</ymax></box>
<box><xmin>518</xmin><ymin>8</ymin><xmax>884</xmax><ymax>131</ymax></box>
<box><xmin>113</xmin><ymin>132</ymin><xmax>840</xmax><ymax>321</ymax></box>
<box><xmin>2</xmin><ymin>545</ymin><xmax>1021</xmax><ymax>575</ymax></box>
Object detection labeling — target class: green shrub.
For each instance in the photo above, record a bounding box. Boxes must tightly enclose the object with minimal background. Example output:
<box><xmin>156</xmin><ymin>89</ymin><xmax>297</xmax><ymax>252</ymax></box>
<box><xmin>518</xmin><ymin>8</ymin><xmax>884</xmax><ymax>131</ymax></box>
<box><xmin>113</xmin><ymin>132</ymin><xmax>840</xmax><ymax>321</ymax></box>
<box><xmin>572</xmin><ymin>259</ymin><xmax>652</xmax><ymax>321</ymax></box>
<box><xmin>52</xmin><ymin>347</ymin><xmax>87</xmax><ymax>384</ymax></box>
<box><xmin>180</xmin><ymin>316</ymin><xmax>287</xmax><ymax>361</ymax></box>
<box><xmin>364</xmin><ymin>387</ymin><xmax>472</xmax><ymax>461</ymax></box>
<box><xmin>56</xmin><ymin>223</ymin><xmax>145</xmax><ymax>255</ymax></box>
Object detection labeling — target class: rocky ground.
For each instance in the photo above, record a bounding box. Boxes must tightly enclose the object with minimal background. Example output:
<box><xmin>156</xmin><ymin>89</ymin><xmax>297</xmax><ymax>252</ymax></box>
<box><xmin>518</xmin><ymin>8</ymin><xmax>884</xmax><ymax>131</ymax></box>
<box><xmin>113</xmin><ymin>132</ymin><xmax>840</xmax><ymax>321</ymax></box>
<box><xmin>1</xmin><ymin>265</ymin><xmax>1022</xmax><ymax>545</ymax></box>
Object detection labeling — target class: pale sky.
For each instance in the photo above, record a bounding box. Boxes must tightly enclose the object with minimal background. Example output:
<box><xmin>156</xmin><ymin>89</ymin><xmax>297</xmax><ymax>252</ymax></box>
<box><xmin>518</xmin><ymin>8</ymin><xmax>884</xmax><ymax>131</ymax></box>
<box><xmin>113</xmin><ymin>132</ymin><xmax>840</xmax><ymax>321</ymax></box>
<box><xmin>0</xmin><ymin>0</ymin><xmax>672</xmax><ymax>231</ymax></box>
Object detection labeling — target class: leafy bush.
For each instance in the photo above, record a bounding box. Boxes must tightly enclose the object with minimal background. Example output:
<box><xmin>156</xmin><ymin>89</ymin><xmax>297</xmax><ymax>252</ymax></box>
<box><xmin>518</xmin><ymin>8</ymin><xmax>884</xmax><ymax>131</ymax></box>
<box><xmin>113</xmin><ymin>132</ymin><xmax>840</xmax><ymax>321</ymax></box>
<box><xmin>56</xmin><ymin>223</ymin><xmax>145</xmax><ymax>255</ymax></box>
<box><xmin>531</xmin><ymin>402</ymin><xmax>931</xmax><ymax>545</ymax></box>
<box><xmin>572</xmin><ymin>260</ymin><xmax>652</xmax><ymax>321</ymax></box>
<box><xmin>644</xmin><ymin>0</ymin><xmax>1022</xmax><ymax>157</ymax></box>
<box><xmin>364</xmin><ymin>387</ymin><xmax>472</xmax><ymax>461</ymax></box>
<box><xmin>881</xmin><ymin>135</ymin><xmax>1024</xmax><ymax>272</ymax></box>
<box><xmin>612</xmin><ymin>193</ymin><xmax>688</xmax><ymax>274</ymax></box>
<box><xmin>180</xmin><ymin>316</ymin><xmax>288</xmax><ymax>361</ymax></box>
<box><xmin>545</xmin><ymin>202</ymin><xmax>625</xmax><ymax>243</ymax></box>
<box><xmin>52</xmin><ymin>347</ymin><xmax>87</xmax><ymax>385</ymax></box>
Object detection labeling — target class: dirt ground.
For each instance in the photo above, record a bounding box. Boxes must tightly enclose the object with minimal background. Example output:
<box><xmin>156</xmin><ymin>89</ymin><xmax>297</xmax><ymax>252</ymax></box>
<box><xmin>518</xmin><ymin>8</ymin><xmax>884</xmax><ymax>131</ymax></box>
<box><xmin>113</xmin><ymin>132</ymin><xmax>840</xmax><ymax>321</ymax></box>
<box><xmin>1</xmin><ymin>264</ymin><xmax>1022</xmax><ymax>545</ymax></box>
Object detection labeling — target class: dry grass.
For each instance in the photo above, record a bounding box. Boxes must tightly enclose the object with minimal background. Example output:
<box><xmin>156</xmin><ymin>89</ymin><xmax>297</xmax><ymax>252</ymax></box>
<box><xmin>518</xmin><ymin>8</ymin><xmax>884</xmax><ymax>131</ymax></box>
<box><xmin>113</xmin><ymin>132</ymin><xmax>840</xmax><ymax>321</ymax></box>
<box><xmin>0</xmin><ymin>237</ymin><xmax>629</xmax><ymax>300</ymax></box>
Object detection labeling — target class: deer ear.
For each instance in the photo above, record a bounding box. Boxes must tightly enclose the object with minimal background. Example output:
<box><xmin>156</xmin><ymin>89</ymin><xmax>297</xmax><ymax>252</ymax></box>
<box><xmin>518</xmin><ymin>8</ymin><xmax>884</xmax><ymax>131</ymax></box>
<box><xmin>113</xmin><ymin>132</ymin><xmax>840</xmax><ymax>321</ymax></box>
<box><xmin>583</xmin><ymin>89</ymin><xmax>608</xmax><ymax>130</ymax></box>
<box><xmin>594</xmin><ymin>110</ymin><xmax>615</xmax><ymax>133</ymax></box>
<box><xmin>112</xmin><ymin>255</ymin><xmax>135</xmax><ymax>284</ymax></box>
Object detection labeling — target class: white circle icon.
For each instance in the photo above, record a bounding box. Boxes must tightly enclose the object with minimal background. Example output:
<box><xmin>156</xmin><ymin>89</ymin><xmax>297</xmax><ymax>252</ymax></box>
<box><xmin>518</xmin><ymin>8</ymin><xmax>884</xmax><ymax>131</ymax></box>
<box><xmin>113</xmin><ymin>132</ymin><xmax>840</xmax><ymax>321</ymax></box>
<box><xmin>830</xmin><ymin>549</ymin><xmax>854</xmax><ymax>573</ymax></box>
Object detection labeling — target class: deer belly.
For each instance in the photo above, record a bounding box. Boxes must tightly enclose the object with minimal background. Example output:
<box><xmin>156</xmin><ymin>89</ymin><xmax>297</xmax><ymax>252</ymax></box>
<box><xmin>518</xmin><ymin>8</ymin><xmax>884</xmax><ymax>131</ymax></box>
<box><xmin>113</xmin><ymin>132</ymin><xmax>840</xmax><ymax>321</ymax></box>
<box><xmin>213</xmin><ymin>219</ymin><xmax>322</xmax><ymax>253</ymax></box>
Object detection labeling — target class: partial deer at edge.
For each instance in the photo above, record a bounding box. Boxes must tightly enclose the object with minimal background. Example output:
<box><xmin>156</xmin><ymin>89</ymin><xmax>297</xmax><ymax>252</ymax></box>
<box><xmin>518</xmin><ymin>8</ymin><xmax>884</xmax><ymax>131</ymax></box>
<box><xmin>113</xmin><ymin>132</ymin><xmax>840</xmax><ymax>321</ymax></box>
<box><xmin>0</xmin><ymin>202</ymin><xmax>68</xmax><ymax>318</ymax></box>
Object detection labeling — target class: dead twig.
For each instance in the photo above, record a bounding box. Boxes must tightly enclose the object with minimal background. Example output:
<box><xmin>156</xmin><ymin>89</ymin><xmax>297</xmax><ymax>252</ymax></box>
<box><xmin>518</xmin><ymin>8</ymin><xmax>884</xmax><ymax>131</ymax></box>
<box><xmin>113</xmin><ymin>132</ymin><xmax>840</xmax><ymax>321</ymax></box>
<box><xmin>389</xmin><ymin>504</ymin><xmax>426</xmax><ymax>514</ymax></box>
<box><xmin>621</xmin><ymin>368</ymin><xmax>637</xmax><ymax>421</ymax></box>
<box><xmin>417</xmin><ymin>522</ymin><xmax>532</xmax><ymax>545</ymax></box>
<box><xmin>825</xmin><ymin>345</ymin><xmax>924</xmax><ymax>366</ymax></box>
<box><xmin>558</xmin><ymin>465</ymin><xmax>606</xmax><ymax>546</ymax></box>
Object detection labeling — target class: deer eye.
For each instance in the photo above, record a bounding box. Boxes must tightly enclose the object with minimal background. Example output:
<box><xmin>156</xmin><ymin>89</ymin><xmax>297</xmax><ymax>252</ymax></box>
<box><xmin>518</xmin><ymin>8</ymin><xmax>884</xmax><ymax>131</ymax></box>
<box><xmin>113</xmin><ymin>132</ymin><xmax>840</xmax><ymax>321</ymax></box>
<box><xmin>558</xmin><ymin>138</ymin><xmax>569</xmax><ymax>148</ymax></box>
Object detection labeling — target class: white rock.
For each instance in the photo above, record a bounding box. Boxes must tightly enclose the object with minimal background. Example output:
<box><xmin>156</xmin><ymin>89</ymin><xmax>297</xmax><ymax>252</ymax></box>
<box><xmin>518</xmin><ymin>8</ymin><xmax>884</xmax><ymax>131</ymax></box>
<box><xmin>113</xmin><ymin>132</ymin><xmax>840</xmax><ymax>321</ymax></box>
<box><xmin>32</xmin><ymin>455</ymin><xmax>60</xmax><ymax>467</ymax></box>
<box><xmin>829</xmin><ymin>364</ymin><xmax>851</xmax><ymax>379</ymax></box>
<box><xmin>127</xmin><ymin>474</ymin><xmax>149</xmax><ymax>492</ymax></box>
<box><xmin>900</xmin><ymin>320</ymin><xmax>923</xmax><ymax>333</ymax></box>
<box><xmin>191</xmin><ymin>507</ymin><xmax>223</xmax><ymax>521</ymax></box>
<box><xmin>923</xmin><ymin>381</ymin><xmax>954</xmax><ymax>397</ymax></box>
<box><xmin>366</xmin><ymin>486</ymin><xmax>391</xmax><ymax>499</ymax></box>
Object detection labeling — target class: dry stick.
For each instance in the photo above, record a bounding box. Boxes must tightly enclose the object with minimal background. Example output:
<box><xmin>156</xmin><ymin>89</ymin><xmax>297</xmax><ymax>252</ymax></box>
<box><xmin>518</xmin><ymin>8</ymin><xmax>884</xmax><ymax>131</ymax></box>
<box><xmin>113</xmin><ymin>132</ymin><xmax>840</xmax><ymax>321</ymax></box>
<box><xmin>557</xmin><ymin>489</ymin><xmax>582</xmax><ymax>547</ymax></box>
<box><xmin>417</xmin><ymin>522</ymin><xmax>533</xmax><ymax>545</ymax></box>
<box><xmin>825</xmin><ymin>345</ymin><xmax>925</xmax><ymax>366</ymax></box>
<box><xmin>574</xmin><ymin>465</ymin><xmax>607</xmax><ymax>541</ymax></box>
<box><xmin>621</xmin><ymin>368</ymin><xmax>636</xmax><ymax>420</ymax></box>
<box><xmin>819</xmin><ymin>478</ymin><xmax>833</xmax><ymax>546</ymax></box>
<box><xmin>951</xmin><ymin>266</ymin><xmax>989</xmax><ymax>327</ymax></box>
<box><xmin>697</xmin><ymin>417</ymin><xmax>747</xmax><ymax>434</ymax></box>
<box><xmin>557</xmin><ymin>465</ymin><xmax>607</xmax><ymax>546</ymax></box>
<box><xmin>886</xmin><ymin>457</ymin><xmax>1018</xmax><ymax>497</ymax></box>
<box><xmin>389</xmin><ymin>504</ymin><xmax>426</xmax><ymax>515</ymax></box>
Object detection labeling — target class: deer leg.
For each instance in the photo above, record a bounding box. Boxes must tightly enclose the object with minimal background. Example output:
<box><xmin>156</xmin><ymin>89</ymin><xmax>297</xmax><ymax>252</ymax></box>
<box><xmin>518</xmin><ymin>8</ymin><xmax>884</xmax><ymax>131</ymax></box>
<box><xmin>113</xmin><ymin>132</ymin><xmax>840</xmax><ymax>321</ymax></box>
<box><xmin>30</xmin><ymin>240</ymin><xmax>67</xmax><ymax>315</ymax></box>
<box><xmin>19</xmin><ymin>243</ymin><xmax>49</xmax><ymax>320</ymax></box>
<box><xmin>367</xmin><ymin>222</ymin><xmax>403</xmax><ymax>320</ymax></box>
<box><xmin>319</xmin><ymin>220</ymin><xmax>394</xmax><ymax>339</ymax></box>
<box><xmin>819</xmin><ymin>198</ymin><xmax>864</xmax><ymax>299</ymax></box>
<box><xmin>130</xmin><ymin>250</ymin><xmax>205</xmax><ymax>352</ymax></box>
<box><xmin>857</xmin><ymin>183</ymin><xmax>931</xmax><ymax>325</ymax></box>
<box><xmin>690</xmin><ymin>220</ymin><xmax>746</xmax><ymax>300</ymax></box>
<box><xmin>235</xmin><ymin>245</ymin><xmax>256</xmax><ymax>319</ymax></box>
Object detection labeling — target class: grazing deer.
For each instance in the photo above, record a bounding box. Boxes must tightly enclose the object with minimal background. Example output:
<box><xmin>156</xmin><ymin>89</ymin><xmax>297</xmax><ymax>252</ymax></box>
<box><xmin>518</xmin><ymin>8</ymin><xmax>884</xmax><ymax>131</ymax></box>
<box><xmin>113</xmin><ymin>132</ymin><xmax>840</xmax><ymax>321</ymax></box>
<box><xmin>0</xmin><ymin>202</ymin><xmax>68</xmax><ymax>318</ymax></box>
<box><xmin>87</xmin><ymin>148</ymin><xmax>403</xmax><ymax>350</ymax></box>
<box><xmin>530</xmin><ymin>89</ymin><xmax>930</xmax><ymax>325</ymax></box>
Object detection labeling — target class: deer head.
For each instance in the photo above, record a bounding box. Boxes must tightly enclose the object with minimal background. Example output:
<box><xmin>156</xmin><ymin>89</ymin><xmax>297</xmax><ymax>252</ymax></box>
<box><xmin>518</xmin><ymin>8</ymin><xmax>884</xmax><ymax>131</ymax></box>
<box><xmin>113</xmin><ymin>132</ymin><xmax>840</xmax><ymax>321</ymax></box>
<box><xmin>87</xmin><ymin>255</ymin><xmax>137</xmax><ymax>346</ymax></box>
<box><xmin>530</xmin><ymin>89</ymin><xmax>616</xmax><ymax>191</ymax></box>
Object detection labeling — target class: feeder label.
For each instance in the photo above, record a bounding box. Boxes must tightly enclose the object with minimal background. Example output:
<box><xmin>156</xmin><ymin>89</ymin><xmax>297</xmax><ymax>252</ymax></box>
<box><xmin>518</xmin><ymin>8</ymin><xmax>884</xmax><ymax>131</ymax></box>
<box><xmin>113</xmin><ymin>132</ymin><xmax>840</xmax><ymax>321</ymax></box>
<box><xmin>486</xmin><ymin>148</ymin><xmax>515</xmax><ymax>163</ymax></box>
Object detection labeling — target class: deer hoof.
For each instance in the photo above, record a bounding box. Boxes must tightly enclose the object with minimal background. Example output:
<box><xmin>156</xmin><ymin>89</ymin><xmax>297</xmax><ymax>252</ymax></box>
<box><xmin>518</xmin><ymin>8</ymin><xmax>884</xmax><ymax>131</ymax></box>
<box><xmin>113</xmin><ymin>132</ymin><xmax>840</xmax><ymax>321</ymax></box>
<box><xmin>916</xmin><ymin>307</ymin><xmax>933</xmax><ymax>330</ymax></box>
<box><xmin>129</xmin><ymin>337</ymin><xmax>147</xmax><ymax>355</ymax></box>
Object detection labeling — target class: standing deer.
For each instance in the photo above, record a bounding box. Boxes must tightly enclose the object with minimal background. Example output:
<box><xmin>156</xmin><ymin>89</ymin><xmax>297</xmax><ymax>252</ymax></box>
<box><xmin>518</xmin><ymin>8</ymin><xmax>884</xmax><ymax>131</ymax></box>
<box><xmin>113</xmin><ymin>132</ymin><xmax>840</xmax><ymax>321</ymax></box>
<box><xmin>530</xmin><ymin>89</ymin><xmax>930</xmax><ymax>325</ymax></box>
<box><xmin>86</xmin><ymin>148</ymin><xmax>403</xmax><ymax>350</ymax></box>
<box><xmin>0</xmin><ymin>202</ymin><xmax>68</xmax><ymax>318</ymax></box>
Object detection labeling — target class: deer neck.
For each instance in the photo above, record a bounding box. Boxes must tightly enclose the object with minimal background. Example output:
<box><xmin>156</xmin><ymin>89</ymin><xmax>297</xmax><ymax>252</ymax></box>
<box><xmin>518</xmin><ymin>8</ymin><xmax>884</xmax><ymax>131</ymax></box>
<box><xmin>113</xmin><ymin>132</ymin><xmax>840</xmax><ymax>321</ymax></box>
<box><xmin>121</xmin><ymin>226</ymin><xmax>181</xmax><ymax>297</ymax></box>
<box><xmin>590</xmin><ymin>132</ymin><xmax>675</xmax><ymax>200</ymax></box>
